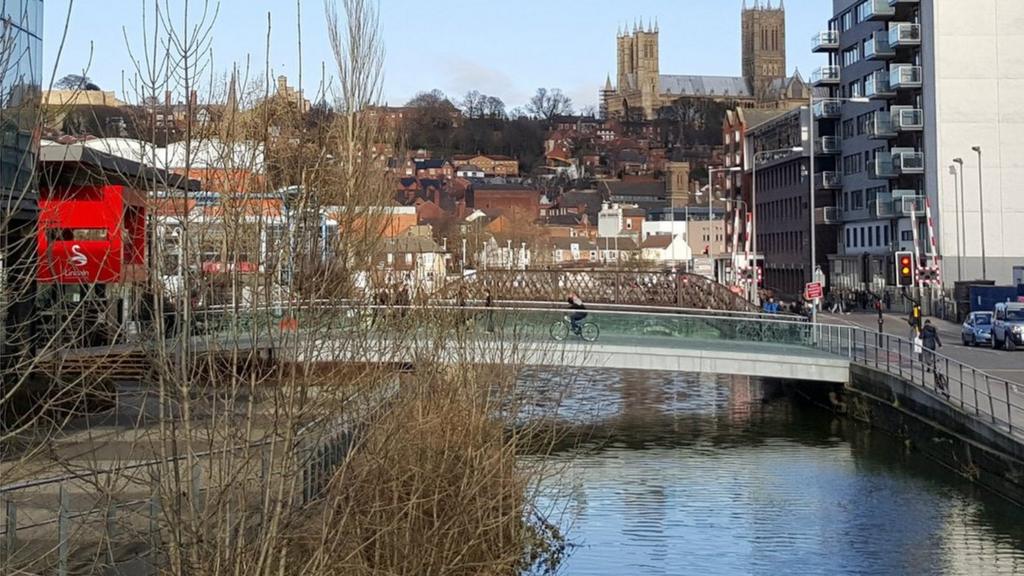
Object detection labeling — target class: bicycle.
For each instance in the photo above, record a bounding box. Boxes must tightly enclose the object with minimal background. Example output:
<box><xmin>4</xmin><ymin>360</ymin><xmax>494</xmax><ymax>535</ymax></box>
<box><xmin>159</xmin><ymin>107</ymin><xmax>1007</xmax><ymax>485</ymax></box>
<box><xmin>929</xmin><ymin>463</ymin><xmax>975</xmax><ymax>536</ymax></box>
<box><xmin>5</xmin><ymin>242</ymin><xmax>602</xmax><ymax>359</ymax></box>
<box><xmin>550</xmin><ymin>315</ymin><xmax>600</xmax><ymax>343</ymax></box>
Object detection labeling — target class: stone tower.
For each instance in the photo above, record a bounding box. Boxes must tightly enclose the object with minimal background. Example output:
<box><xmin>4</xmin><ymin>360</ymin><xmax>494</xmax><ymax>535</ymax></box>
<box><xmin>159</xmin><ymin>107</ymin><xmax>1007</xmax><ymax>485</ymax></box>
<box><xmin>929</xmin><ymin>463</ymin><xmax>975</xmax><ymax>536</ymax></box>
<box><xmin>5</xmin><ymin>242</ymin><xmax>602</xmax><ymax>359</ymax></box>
<box><xmin>615</xmin><ymin>20</ymin><xmax>660</xmax><ymax>118</ymax></box>
<box><xmin>742</xmin><ymin>0</ymin><xmax>787</xmax><ymax>101</ymax></box>
<box><xmin>633</xmin><ymin>21</ymin><xmax>660</xmax><ymax>116</ymax></box>
<box><xmin>666</xmin><ymin>161</ymin><xmax>692</xmax><ymax>209</ymax></box>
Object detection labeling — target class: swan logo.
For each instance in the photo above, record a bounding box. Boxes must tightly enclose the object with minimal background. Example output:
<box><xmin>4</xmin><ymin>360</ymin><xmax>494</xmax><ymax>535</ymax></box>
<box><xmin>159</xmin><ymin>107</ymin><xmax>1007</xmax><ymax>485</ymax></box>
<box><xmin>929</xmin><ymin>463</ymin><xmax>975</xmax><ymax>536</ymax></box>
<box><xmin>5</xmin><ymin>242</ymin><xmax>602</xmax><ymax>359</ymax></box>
<box><xmin>68</xmin><ymin>244</ymin><xmax>88</xmax><ymax>267</ymax></box>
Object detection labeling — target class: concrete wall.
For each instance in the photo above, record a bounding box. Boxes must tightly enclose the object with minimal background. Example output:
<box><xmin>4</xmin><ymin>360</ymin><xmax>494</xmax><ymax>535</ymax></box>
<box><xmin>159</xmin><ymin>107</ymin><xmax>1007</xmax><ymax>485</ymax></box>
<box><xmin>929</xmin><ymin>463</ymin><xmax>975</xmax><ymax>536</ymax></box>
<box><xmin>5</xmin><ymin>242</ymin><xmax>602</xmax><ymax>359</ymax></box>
<box><xmin>925</xmin><ymin>0</ymin><xmax>1024</xmax><ymax>285</ymax></box>
<box><xmin>804</xmin><ymin>364</ymin><xmax>1024</xmax><ymax>504</ymax></box>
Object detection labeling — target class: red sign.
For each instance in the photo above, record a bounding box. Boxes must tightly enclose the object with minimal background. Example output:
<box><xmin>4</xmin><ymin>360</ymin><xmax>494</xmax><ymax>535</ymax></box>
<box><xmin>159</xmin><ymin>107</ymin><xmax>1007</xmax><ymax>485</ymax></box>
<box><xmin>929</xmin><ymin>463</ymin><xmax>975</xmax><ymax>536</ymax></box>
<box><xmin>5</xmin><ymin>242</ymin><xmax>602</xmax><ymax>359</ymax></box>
<box><xmin>805</xmin><ymin>282</ymin><xmax>823</xmax><ymax>300</ymax></box>
<box><xmin>37</xmin><ymin>184</ymin><xmax>147</xmax><ymax>284</ymax></box>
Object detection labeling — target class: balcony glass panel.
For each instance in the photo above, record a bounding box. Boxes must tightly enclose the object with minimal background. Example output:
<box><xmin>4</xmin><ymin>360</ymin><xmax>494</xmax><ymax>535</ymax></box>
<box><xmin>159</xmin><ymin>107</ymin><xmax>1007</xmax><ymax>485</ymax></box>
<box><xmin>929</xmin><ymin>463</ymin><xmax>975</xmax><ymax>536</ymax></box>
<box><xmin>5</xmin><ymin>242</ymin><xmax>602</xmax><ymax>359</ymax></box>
<box><xmin>893</xmin><ymin>108</ymin><xmax>924</xmax><ymax>131</ymax></box>
<box><xmin>889</xmin><ymin>23</ymin><xmax>922</xmax><ymax>47</ymax></box>
<box><xmin>865</xmin><ymin>32</ymin><xmax>894</xmax><ymax>60</ymax></box>
<box><xmin>813</xmin><ymin>98</ymin><xmax>843</xmax><ymax>118</ymax></box>
<box><xmin>812</xmin><ymin>30</ymin><xmax>840</xmax><ymax>52</ymax></box>
<box><xmin>865</xmin><ymin>71</ymin><xmax>894</xmax><ymax>98</ymax></box>
<box><xmin>890</xmin><ymin>65</ymin><xmax>923</xmax><ymax>90</ymax></box>
<box><xmin>811</xmin><ymin>66</ymin><xmax>841</xmax><ymax>85</ymax></box>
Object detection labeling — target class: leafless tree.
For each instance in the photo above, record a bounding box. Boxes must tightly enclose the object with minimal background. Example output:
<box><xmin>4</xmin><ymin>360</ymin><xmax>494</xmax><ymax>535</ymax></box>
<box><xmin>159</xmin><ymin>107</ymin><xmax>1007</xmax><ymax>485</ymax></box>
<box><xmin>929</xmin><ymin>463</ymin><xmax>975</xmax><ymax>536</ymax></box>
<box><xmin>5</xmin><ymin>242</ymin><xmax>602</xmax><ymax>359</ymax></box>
<box><xmin>526</xmin><ymin>87</ymin><xmax>574</xmax><ymax>122</ymax></box>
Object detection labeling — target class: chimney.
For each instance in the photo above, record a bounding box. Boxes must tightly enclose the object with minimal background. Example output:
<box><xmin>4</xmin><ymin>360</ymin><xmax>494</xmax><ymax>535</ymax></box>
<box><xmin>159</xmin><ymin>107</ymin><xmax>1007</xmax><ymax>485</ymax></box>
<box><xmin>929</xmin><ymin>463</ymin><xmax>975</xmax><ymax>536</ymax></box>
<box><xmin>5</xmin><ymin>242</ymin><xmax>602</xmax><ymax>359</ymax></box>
<box><xmin>164</xmin><ymin>90</ymin><xmax>171</xmax><ymax>107</ymax></box>
<box><xmin>189</xmin><ymin>90</ymin><xmax>197</xmax><ymax>107</ymax></box>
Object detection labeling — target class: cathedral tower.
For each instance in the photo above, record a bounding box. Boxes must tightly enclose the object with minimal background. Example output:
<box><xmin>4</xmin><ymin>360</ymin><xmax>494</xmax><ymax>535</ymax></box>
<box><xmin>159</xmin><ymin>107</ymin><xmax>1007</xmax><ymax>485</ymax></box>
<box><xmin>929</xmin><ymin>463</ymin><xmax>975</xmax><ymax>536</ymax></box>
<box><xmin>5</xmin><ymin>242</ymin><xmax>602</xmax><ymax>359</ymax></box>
<box><xmin>742</xmin><ymin>1</ymin><xmax>787</xmax><ymax>100</ymax></box>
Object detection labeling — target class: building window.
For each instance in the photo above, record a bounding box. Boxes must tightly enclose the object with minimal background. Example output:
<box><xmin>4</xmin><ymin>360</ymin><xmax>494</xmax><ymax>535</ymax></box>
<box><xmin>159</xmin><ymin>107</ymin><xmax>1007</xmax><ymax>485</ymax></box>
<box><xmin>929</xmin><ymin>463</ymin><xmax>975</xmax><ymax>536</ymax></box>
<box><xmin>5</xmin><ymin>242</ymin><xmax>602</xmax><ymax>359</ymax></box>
<box><xmin>851</xmin><ymin>190</ymin><xmax>864</xmax><ymax>210</ymax></box>
<box><xmin>860</xmin><ymin>228</ymin><xmax>866</xmax><ymax>247</ymax></box>
<box><xmin>842</xmin><ymin>47</ymin><xmax>860</xmax><ymax>68</ymax></box>
<box><xmin>901</xmin><ymin>230</ymin><xmax>913</xmax><ymax>242</ymax></box>
<box><xmin>884</xmin><ymin>226</ymin><xmax>890</xmax><ymax>246</ymax></box>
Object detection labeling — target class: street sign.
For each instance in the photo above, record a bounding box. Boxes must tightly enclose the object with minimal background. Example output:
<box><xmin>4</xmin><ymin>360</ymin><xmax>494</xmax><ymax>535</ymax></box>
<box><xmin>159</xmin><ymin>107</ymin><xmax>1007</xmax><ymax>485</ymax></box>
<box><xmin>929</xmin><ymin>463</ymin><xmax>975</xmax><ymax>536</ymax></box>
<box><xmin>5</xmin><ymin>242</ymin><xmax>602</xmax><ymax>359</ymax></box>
<box><xmin>693</xmin><ymin>256</ymin><xmax>714</xmax><ymax>279</ymax></box>
<box><xmin>805</xmin><ymin>281</ymin><xmax>823</xmax><ymax>300</ymax></box>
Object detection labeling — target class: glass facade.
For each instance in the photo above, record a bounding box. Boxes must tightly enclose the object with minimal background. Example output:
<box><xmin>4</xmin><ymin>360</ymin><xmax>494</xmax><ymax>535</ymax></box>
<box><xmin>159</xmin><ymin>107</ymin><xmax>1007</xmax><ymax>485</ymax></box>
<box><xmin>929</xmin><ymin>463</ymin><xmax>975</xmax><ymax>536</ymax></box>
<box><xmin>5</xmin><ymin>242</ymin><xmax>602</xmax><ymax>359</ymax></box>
<box><xmin>1</xmin><ymin>0</ymin><xmax>44</xmax><ymax>213</ymax></box>
<box><xmin>1</xmin><ymin>0</ymin><xmax>43</xmax><ymax>362</ymax></box>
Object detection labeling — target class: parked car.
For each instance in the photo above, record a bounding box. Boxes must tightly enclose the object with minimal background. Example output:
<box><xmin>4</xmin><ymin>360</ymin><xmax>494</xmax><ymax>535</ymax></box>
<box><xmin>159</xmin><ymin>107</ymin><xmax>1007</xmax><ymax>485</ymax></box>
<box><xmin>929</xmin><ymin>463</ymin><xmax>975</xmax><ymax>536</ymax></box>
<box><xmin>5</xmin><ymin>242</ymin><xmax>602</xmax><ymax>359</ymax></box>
<box><xmin>992</xmin><ymin>302</ymin><xmax>1024</xmax><ymax>351</ymax></box>
<box><xmin>961</xmin><ymin>311</ymin><xmax>994</xmax><ymax>347</ymax></box>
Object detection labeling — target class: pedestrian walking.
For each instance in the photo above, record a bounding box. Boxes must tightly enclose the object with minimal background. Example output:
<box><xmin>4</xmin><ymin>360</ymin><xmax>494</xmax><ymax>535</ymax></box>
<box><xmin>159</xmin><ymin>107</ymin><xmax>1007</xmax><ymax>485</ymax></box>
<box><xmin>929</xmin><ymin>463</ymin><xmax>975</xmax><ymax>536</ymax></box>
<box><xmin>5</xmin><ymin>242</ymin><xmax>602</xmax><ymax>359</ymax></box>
<box><xmin>484</xmin><ymin>287</ymin><xmax>495</xmax><ymax>333</ymax></box>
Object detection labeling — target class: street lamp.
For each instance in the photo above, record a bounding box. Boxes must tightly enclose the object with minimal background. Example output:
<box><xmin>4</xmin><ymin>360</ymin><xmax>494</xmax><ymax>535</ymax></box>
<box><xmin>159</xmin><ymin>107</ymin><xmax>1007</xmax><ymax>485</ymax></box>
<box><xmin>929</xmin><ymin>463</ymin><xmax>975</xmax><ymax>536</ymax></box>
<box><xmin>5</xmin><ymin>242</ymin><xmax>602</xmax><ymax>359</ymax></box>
<box><xmin>971</xmin><ymin>146</ymin><xmax>987</xmax><ymax>280</ymax></box>
<box><xmin>951</xmin><ymin>159</ymin><xmax>966</xmax><ymax>282</ymax></box>
<box><xmin>751</xmin><ymin>146</ymin><xmax>804</xmax><ymax>303</ymax></box>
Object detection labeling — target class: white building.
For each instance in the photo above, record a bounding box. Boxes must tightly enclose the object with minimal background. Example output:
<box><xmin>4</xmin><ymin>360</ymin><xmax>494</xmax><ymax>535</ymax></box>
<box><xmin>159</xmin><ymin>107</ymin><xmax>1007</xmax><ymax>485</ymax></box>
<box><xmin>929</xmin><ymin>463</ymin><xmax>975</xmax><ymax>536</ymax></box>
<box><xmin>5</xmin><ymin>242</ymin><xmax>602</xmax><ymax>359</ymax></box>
<box><xmin>922</xmin><ymin>0</ymin><xmax>1024</xmax><ymax>285</ymax></box>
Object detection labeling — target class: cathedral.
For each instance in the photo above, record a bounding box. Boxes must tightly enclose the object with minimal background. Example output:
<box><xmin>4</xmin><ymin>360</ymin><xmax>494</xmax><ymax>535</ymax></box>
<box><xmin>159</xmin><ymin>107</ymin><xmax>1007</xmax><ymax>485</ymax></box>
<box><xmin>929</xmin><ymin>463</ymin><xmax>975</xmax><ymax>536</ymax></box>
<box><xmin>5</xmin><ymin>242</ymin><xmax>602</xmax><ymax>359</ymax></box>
<box><xmin>602</xmin><ymin>1</ymin><xmax>810</xmax><ymax>121</ymax></box>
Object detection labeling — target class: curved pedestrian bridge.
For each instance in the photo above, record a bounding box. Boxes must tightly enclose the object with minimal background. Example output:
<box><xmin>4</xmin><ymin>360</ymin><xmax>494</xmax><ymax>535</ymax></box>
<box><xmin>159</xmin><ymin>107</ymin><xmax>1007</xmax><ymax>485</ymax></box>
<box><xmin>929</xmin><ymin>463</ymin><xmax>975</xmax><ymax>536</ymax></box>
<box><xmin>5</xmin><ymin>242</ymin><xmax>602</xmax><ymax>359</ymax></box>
<box><xmin>295</xmin><ymin>307</ymin><xmax>850</xmax><ymax>383</ymax></box>
<box><xmin>404</xmin><ymin>308</ymin><xmax>845</xmax><ymax>383</ymax></box>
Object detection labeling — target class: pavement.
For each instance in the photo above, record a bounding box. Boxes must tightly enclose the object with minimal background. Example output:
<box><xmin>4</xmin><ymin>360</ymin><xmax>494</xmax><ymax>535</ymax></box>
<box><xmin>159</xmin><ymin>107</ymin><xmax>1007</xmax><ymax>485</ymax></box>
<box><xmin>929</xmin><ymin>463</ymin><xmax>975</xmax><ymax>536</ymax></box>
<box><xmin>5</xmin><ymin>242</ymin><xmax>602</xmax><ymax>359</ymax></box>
<box><xmin>820</xmin><ymin>310</ymin><xmax>1024</xmax><ymax>386</ymax></box>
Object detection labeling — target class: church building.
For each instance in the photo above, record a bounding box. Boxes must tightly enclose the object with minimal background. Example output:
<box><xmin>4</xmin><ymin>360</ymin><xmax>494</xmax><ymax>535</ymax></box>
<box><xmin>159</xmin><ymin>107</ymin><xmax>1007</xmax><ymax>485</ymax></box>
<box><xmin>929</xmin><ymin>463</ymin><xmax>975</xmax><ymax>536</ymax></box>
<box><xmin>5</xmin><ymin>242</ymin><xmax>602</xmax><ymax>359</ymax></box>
<box><xmin>603</xmin><ymin>1</ymin><xmax>809</xmax><ymax>121</ymax></box>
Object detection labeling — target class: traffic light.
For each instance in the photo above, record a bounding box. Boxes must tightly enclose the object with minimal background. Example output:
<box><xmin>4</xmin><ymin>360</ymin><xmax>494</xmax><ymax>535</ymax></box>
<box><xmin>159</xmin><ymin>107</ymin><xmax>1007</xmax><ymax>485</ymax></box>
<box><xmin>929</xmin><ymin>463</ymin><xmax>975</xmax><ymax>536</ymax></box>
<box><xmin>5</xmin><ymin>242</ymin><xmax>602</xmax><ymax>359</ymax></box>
<box><xmin>895</xmin><ymin>251</ymin><xmax>915</xmax><ymax>287</ymax></box>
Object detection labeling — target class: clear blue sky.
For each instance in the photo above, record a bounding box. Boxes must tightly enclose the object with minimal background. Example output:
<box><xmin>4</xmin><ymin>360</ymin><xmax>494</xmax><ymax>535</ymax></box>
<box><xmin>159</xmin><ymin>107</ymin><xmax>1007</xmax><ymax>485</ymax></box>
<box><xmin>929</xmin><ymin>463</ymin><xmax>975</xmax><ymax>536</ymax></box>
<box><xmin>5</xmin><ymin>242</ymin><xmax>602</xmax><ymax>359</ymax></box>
<box><xmin>43</xmin><ymin>0</ymin><xmax>831</xmax><ymax>110</ymax></box>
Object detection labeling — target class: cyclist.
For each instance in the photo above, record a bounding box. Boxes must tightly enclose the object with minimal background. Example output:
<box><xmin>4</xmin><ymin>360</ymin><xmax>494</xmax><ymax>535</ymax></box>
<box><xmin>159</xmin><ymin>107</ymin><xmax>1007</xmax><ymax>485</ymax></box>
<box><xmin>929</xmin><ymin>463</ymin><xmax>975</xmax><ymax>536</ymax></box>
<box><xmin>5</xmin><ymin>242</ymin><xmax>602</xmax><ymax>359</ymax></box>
<box><xmin>567</xmin><ymin>292</ymin><xmax>587</xmax><ymax>336</ymax></box>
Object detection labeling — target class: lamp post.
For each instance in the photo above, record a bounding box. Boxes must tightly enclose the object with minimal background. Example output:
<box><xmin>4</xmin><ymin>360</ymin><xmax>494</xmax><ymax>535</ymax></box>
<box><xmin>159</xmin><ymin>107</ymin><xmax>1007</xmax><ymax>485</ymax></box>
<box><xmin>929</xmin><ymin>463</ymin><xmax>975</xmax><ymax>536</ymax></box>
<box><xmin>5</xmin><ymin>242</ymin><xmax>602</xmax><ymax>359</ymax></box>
<box><xmin>953</xmin><ymin>157</ymin><xmax>967</xmax><ymax>282</ymax></box>
<box><xmin>751</xmin><ymin>147</ymin><xmax>804</xmax><ymax>304</ymax></box>
<box><xmin>971</xmin><ymin>146</ymin><xmax>987</xmax><ymax>280</ymax></box>
<box><xmin>950</xmin><ymin>161</ymin><xmax>963</xmax><ymax>282</ymax></box>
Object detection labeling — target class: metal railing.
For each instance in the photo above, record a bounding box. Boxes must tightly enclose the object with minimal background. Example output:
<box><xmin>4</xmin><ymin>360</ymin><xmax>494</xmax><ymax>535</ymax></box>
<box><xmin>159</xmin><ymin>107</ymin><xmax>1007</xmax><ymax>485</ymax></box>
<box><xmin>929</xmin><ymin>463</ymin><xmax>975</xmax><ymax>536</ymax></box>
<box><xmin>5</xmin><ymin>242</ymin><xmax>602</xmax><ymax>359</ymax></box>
<box><xmin>812</xmin><ymin>323</ymin><xmax>1023</xmax><ymax>437</ymax></box>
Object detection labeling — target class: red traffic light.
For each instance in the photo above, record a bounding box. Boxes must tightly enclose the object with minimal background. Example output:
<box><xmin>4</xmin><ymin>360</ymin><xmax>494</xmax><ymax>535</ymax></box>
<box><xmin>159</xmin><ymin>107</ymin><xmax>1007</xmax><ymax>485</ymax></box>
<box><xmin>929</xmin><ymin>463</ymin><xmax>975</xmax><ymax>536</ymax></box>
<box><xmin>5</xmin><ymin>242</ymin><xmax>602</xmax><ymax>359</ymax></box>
<box><xmin>895</xmin><ymin>251</ymin><xmax>915</xmax><ymax>287</ymax></box>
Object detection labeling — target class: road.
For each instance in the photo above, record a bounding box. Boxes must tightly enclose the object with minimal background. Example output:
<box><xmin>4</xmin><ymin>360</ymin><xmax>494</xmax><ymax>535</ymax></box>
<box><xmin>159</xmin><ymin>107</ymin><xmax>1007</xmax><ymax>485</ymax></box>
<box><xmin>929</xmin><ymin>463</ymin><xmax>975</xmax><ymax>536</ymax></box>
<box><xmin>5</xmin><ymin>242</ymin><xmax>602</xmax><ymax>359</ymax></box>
<box><xmin>821</xmin><ymin>310</ymin><xmax>1024</xmax><ymax>386</ymax></box>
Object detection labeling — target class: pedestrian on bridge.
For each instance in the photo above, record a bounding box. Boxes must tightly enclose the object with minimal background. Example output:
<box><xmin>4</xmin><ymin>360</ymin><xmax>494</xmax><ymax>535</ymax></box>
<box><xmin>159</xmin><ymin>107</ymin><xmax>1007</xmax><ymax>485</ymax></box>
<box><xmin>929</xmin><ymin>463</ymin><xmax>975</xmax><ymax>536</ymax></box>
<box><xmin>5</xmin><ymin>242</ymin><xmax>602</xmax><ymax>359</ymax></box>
<box><xmin>922</xmin><ymin>320</ymin><xmax>942</xmax><ymax>371</ymax></box>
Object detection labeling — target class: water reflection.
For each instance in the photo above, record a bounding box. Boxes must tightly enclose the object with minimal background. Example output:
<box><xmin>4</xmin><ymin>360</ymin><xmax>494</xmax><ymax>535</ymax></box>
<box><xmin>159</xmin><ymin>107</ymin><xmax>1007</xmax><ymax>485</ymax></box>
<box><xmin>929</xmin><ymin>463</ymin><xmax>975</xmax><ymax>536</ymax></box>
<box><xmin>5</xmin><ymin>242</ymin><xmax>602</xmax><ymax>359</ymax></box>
<box><xmin>528</xmin><ymin>369</ymin><xmax>1024</xmax><ymax>576</ymax></box>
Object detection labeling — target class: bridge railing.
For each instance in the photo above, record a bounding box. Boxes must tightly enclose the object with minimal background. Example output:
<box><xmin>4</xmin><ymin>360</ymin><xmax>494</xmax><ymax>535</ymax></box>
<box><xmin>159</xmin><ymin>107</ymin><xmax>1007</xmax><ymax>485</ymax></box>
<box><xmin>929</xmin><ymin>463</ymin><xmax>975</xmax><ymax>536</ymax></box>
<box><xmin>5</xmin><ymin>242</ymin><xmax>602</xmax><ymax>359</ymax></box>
<box><xmin>813</xmin><ymin>323</ymin><xmax>1024</xmax><ymax>439</ymax></box>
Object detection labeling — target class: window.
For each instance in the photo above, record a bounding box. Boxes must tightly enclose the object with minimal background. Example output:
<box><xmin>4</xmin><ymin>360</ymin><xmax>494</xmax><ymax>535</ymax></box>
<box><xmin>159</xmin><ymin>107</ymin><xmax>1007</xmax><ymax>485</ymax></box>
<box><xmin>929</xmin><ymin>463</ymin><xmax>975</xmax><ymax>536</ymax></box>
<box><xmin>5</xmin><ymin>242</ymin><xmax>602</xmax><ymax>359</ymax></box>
<box><xmin>841</xmin><ymin>11</ymin><xmax>853</xmax><ymax>32</ymax></box>
<box><xmin>843</xmin><ymin>46</ymin><xmax>860</xmax><ymax>67</ymax></box>
<box><xmin>884</xmin><ymin>226</ymin><xmax>890</xmax><ymax>247</ymax></box>
<box><xmin>404</xmin><ymin>253</ymin><xmax>413</xmax><ymax>266</ymax></box>
<box><xmin>901</xmin><ymin>230</ymin><xmax>913</xmax><ymax>242</ymax></box>
<box><xmin>843</xmin><ymin>119</ymin><xmax>855</xmax><ymax>140</ymax></box>
<box><xmin>851</xmin><ymin>190</ymin><xmax>864</xmax><ymax>210</ymax></box>
<box><xmin>859</xmin><ymin>228</ymin><xmax>866</xmax><ymax>247</ymax></box>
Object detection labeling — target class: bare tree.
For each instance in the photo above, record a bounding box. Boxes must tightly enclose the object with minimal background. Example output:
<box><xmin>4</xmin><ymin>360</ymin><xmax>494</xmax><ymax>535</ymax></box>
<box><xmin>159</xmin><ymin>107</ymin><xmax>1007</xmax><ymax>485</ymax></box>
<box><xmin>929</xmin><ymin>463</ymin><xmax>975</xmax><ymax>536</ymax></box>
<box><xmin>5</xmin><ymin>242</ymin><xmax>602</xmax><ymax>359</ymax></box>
<box><xmin>526</xmin><ymin>87</ymin><xmax>574</xmax><ymax>122</ymax></box>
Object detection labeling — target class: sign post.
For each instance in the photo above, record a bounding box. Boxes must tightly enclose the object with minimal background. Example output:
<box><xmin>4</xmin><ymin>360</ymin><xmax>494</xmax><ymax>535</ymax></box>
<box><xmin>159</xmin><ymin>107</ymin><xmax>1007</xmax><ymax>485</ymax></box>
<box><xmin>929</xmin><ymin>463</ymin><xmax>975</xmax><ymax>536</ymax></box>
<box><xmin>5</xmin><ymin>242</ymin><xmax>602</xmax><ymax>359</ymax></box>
<box><xmin>805</xmin><ymin>281</ymin><xmax>823</xmax><ymax>325</ymax></box>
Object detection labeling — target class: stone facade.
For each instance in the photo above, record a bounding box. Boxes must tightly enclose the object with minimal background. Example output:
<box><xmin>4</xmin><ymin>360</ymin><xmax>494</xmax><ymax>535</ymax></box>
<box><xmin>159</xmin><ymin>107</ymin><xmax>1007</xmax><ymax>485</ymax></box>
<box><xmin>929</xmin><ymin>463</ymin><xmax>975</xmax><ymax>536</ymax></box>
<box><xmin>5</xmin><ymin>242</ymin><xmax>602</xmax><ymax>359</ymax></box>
<box><xmin>604</xmin><ymin>3</ymin><xmax>807</xmax><ymax>121</ymax></box>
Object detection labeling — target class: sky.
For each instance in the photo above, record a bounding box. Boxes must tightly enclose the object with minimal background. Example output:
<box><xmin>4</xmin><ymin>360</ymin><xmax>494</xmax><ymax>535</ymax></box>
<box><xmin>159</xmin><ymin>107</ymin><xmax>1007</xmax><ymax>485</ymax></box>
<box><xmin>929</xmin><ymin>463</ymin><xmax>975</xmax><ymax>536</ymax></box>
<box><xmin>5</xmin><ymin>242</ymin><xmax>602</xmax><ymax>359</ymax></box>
<box><xmin>43</xmin><ymin>0</ymin><xmax>832</xmax><ymax>111</ymax></box>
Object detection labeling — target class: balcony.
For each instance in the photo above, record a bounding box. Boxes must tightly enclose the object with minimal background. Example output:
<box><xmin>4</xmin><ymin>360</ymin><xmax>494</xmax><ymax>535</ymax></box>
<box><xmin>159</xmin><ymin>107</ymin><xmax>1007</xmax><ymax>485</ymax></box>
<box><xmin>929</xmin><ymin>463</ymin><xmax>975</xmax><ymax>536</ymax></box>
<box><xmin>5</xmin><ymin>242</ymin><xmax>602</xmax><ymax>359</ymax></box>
<box><xmin>811</xmin><ymin>66</ymin><xmax>841</xmax><ymax>86</ymax></box>
<box><xmin>815</xmin><ymin>136</ymin><xmax>841</xmax><ymax>156</ymax></box>
<box><xmin>812</xmin><ymin>98</ymin><xmax>843</xmax><ymax>119</ymax></box>
<box><xmin>812</xmin><ymin>30</ymin><xmax>840</xmax><ymax>52</ymax></box>
<box><xmin>871</xmin><ymin>153</ymin><xmax>897</xmax><ymax>179</ymax></box>
<box><xmin>892</xmin><ymin>191</ymin><xmax>925</xmax><ymax>216</ymax></box>
<box><xmin>868</xmin><ymin>115</ymin><xmax>896</xmax><ymax>139</ymax></box>
<box><xmin>891</xmin><ymin>106</ymin><xmax>924</xmax><ymax>131</ymax></box>
<box><xmin>890</xmin><ymin>64</ymin><xmax>923</xmax><ymax>90</ymax></box>
<box><xmin>870</xmin><ymin>194</ymin><xmax>896</xmax><ymax>218</ymax></box>
<box><xmin>864</xmin><ymin>0</ymin><xmax>896</xmax><ymax>20</ymax></box>
<box><xmin>865</xmin><ymin>32</ymin><xmax>895</xmax><ymax>60</ymax></box>
<box><xmin>816</xmin><ymin>207</ymin><xmax>840</xmax><ymax>225</ymax></box>
<box><xmin>892</xmin><ymin>148</ymin><xmax>924</xmax><ymax>174</ymax></box>
<box><xmin>815</xmin><ymin>171</ymin><xmax>842</xmax><ymax>190</ymax></box>
<box><xmin>889</xmin><ymin>23</ymin><xmax>922</xmax><ymax>47</ymax></box>
<box><xmin>888</xmin><ymin>0</ymin><xmax>920</xmax><ymax>6</ymax></box>
<box><xmin>865</xmin><ymin>70</ymin><xmax>895</xmax><ymax>98</ymax></box>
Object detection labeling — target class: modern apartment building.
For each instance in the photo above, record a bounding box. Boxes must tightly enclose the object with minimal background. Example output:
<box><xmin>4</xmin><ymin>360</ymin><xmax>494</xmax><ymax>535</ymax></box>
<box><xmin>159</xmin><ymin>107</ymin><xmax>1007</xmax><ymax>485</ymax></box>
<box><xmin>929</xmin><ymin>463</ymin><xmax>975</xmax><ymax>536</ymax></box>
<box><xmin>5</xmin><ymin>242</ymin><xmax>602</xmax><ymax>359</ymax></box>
<box><xmin>816</xmin><ymin>0</ymin><xmax>1024</xmax><ymax>289</ymax></box>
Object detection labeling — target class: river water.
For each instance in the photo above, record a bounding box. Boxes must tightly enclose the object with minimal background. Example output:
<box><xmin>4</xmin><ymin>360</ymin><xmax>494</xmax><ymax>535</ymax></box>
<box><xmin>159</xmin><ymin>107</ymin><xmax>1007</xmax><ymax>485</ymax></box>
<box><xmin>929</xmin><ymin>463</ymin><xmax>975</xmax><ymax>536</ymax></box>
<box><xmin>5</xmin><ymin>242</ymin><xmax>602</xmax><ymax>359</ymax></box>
<box><xmin>525</xmin><ymin>369</ymin><xmax>1024</xmax><ymax>576</ymax></box>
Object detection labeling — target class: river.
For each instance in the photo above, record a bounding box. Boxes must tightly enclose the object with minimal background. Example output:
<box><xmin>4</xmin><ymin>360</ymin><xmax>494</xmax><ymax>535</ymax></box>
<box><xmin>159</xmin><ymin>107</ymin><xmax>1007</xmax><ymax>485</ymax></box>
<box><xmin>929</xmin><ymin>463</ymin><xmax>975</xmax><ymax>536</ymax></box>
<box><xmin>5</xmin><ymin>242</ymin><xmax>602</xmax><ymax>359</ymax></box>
<box><xmin>525</xmin><ymin>368</ymin><xmax>1024</xmax><ymax>576</ymax></box>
